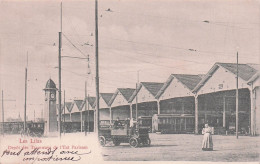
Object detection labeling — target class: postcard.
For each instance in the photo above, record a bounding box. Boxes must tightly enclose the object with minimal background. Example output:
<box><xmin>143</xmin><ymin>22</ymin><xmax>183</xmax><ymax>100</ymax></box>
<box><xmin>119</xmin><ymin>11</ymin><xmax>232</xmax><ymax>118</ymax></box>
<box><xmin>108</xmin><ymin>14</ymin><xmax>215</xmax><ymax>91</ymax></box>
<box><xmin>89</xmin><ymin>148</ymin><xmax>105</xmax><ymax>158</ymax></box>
<box><xmin>0</xmin><ymin>0</ymin><xmax>259</xmax><ymax>164</ymax></box>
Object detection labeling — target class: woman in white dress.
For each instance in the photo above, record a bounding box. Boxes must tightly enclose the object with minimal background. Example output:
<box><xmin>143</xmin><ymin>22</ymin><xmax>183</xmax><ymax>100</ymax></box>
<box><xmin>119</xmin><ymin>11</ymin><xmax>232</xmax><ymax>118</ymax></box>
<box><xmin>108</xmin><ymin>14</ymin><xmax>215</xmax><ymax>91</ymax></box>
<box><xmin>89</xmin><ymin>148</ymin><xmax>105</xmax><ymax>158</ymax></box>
<box><xmin>202</xmin><ymin>124</ymin><xmax>213</xmax><ymax>151</ymax></box>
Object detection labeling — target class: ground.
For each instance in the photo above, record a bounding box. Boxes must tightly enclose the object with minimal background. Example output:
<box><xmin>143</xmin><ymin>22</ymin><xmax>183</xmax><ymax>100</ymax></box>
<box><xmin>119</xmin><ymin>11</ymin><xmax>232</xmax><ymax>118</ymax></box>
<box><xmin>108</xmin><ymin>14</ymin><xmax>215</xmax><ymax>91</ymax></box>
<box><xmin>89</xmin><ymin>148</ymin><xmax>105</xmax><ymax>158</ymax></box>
<box><xmin>101</xmin><ymin>133</ymin><xmax>259</xmax><ymax>162</ymax></box>
<box><xmin>0</xmin><ymin>133</ymin><xmax>259</xmax><ymax>163</ymax></box>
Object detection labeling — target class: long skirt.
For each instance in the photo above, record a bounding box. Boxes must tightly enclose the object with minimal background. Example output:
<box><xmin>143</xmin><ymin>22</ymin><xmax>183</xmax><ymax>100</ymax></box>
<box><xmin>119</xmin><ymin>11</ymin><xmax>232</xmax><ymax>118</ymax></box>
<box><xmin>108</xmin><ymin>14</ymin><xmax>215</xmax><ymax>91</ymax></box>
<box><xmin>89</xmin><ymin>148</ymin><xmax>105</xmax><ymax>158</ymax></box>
<box><xmin>202</xmin><ymin>133</ymin><xmax>213</xmax><ymax>151</ymax></box>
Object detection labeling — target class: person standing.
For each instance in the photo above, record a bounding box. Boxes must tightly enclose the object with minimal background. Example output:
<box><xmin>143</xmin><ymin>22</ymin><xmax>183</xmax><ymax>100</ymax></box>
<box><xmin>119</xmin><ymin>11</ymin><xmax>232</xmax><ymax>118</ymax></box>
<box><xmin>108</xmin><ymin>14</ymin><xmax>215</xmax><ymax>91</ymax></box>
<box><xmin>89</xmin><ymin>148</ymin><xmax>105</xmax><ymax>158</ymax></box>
<box><xmin>202</xmin><ymin>123</ymin><xmax>213</xmax><ymax>151</ymax></box>
<box><xmin>113</xmin><ymin>117</ymin><xmax>122</xmax><ymax>129</ymax></box>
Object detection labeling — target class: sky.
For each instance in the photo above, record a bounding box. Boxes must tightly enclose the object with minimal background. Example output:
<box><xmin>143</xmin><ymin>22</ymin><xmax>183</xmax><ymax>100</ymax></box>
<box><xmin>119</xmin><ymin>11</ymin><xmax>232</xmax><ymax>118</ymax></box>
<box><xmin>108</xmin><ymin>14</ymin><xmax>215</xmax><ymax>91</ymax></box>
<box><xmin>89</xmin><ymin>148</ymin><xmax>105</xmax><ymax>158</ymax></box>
<box><xmin>0</xmin><ymin>0</ymin><xmax>259</xmax><ymax>120</ymax></box>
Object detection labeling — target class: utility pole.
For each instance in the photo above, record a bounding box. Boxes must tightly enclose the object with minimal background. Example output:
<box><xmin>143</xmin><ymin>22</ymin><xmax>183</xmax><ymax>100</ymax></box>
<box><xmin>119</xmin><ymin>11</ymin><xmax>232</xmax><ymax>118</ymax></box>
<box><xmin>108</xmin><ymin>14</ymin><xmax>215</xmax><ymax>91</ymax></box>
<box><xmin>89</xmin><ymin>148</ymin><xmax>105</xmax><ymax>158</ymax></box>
<box><xmin>85</xmin><ymin>81</ymin><xmax>87</xmax><ymax>136</ymax></box>
<box><xmin>63</xmin><ymin>90</ymin><xmax>65</xmax><ymax>135</ymax></box>
<box><xmin>58</xmin><ymin>32</ymin><xmax>62</xmax><ymax>138</ymax></box>
<box><xmin>95</xmin><ymin>0</ymin><xmax>100</xmax><ymax>136</ymax></box>
<box><xmin>236</xmin><ymin>52</ymin><xmax>239</xmax><ymax>139</ymax></box>
<box><xmin>1</xmin><ymin>90</ymin><xmax>4</xmax><ymax>136</ymax></box>
<box><xmin>88</xmin><ymin>94</ymin><xmax>90</xmax><ymax>134</ymax></box>
<box><xmin>135</xmin><ymin>71</ymin><xmax>139</xmax><ymax>120</ymax></box>
<box><xmin>58</xmin><ymin>1</ymin><xmax>62</xmax><ymax>138</ymax></box>
<box><xmin>24</xmin><ymin>52</ymin><xmax>28</xmax><ymax>132</ymax></box>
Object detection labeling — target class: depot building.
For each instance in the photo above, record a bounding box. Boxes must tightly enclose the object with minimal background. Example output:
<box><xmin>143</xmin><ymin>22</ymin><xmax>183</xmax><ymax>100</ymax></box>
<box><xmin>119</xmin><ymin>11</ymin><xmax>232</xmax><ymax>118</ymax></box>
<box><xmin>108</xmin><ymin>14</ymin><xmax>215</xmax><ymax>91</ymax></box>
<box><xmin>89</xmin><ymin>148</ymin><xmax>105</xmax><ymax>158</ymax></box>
<box><xmin>57</xmin><ymin>62</ymin><xmax>259</xmax><ymax>136</ymax></box>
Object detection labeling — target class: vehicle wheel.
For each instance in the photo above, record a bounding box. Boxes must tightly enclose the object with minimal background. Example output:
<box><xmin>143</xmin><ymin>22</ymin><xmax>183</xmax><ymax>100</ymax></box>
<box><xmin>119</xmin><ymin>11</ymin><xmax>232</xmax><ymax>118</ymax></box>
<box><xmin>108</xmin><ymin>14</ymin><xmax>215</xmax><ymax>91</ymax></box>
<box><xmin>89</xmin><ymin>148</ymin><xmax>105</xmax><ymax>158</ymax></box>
<box><xmin>99</xmin><ymin>136</ymin><xmax>106</xmax><ymax>147</ymax></box>
<box><xmin>144</xmin><ymin>137</ymin><xmax>151</xmax><ymax>146</ymax></box>
<box><xmin>129</xmin><ymin>137</ymin><xmax>139</xmax><ymax>148</ymax></box>
<box><xmin>113</xmin><ymin>139</ymin><xmax>120</xmax><ymax>146</ymax></box>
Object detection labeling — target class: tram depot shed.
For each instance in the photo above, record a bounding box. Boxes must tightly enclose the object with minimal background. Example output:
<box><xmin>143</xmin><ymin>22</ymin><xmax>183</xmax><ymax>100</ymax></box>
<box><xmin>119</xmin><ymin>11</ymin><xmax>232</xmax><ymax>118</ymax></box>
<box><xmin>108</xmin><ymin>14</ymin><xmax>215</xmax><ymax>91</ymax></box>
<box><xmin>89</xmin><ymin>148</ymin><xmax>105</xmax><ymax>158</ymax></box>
<box><xmin>192</xmin><ymin>63</ymin><xmax>259</xmax><ymax>135</ymax></box>
<box><xmin>99</xmin><ymin>93</ymin><xmax>114</xmax><ymax>125</ymax></box>
<box><xmin>57</xmin><ymin>62</ymin><xmax>259</xmax><ymax>136</ymax></box>
<box><xmin>108</xmin><ymin>88</ymin><xmax>135</xmax><ymax>122</ymax></box>
<box><xmin>152</xmin><ymin>74</ymin><xmax>203</xmax><ymax>133</ymax></box>
<box><xmin>128</xmin><ymin>82</ymin><xmax>164</xmax><ymax>120</ymax></box>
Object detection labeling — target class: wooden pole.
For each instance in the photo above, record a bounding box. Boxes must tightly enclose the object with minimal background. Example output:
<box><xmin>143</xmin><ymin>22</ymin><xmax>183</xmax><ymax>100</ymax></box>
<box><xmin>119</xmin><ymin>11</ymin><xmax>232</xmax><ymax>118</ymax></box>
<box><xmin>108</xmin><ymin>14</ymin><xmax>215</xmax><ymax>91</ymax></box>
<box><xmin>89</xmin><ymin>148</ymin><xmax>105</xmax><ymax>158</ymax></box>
<box><xmin>223</xmin><ymin>96</ymin><xmax>226</xmax><ymax>128</ymax></box>
<box><xmin>24</xmin><ymin>53</ymin><xmax>28</xmax><ymax>132</ymax></box>
<box><xmin>2</xmin><ymin>90</ymin><xmax>4</xmax><ymax>136</ymax></box>
<box><xmin>236</xmin><ymin>52</ymin><xmax>239</xmax><ymax>139</ymax></box>
<box><xmin>58</xmin><ymin>32</ymin><xmax>62</xmax><ymax>138</ymax></box>
<box><xmin>63</xmin><ymin>90</ymin><xmax>65</xmax><ymax>135</ymax></box>
<box><xmin>85</xmin><ymin>81</ymin><xmax>87</xmax><ymax>136</ymax></box>
<box><xmin>88</xmin><ymin>94</ymin><xmax>90</xmax><ymax>133</ymax></box>
<box><xmin>95</xmin><ymin>0</ymin><xmax>100</xmax><ymax>135</ymax></box>
<box><xmin>58</xmin><ymin>0</ymin><xmax>63</xmax><ymax>138</ymax></box>
<box><xmin>135</xmin><ymin>71</ymin><xmax>139</xmax><ymax>120</ymax></box>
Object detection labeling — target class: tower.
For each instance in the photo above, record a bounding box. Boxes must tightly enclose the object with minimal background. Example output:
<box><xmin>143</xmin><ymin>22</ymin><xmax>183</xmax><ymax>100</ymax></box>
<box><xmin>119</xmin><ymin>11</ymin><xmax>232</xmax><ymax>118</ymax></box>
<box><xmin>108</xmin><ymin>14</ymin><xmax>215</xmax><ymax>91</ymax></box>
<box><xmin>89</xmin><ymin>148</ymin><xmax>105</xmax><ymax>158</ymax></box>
<box><xmin>43</xmin><ymin>79</ymin><xmax>58</xmax><ymax>136</ymax></box>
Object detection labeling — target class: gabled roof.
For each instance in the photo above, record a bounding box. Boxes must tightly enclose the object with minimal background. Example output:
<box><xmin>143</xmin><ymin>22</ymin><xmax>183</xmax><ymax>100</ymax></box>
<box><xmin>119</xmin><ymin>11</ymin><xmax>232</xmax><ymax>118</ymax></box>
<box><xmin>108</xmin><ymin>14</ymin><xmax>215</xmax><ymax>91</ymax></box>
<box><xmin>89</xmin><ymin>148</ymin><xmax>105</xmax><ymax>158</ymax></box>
<box><xmin>128</xmin><ymin>82</ymin><xmax>164</xmax><ymax>102</ymax></box>
<box><xmin>155</xmin><ymin>74</ymin><xmax>202</xmax><ymax>99</ymax></box>
<box><xmin>74</xmin><ymin>100</ymin><xmax>85</xmax><ymax>111</ymax></box>
<box><xmin>86</xmin><ymin>96</ymin><xmax>96</xmax><ymax>108</ymax></box>
<box><xmin>100</xmin><ymin>93</ymin><xmax>114</xmax><ymax>105</ymax></box>
<box><xmin>128</xmin><ymin>84</ymin><xmax>142</xmax><ymax>103</ymax></box>
<box><xmin>172</xmin><ymin>74</ymin><xmax>202</xmax><ymax>90</ymax></box>
<box><xmin>141</xmin><ymin>82</ymin><xmax>164</xmax><ymax>97</ymax></box>
<box><xmin>109</xmin><ymin>88</ymin><xmax>135</xmax><ymax>106</ymax></box>
<box><xmin>218</xmin><ymin>63</ymin><xmax>257</xmax><ymax>81</ymax></box>
<box><xmin>192</xmin><ymin>62</ymin><xmax>259</xmax><ymax>93</ymax></box>
<box><xmin>118</xmin><ymin>88</ymin><xmax>136</xmax><ymax>101</ymax></box>
<box><xmin>65</xmin><ymin>102</ymin><xmax>74</xmax><ymax>113</ymax></box>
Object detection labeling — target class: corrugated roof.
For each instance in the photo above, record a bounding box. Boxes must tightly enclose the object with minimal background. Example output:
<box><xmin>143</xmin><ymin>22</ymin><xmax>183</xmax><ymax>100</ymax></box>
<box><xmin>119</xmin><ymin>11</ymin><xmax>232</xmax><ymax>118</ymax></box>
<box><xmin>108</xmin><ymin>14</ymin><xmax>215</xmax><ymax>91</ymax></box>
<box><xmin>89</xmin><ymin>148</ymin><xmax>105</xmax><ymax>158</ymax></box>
<box><xmin>192</xmin><ymin>62</ymin><xmax>259</xmax><ymax>92</ymax></box>
<box><xmin>246</xmin><ymin>63</ymin><xmax>260</xmax><ymax>72</ymax></box>
<box><xmin>172</xmin><ymin>74</ymin><xmax>202</xmax><ymax>91</ymax></box>
<box><xmin>74</xmin><ymin>100</ymin><xmax>84</xmax><ymax>111</ymax></box>
<box><xmin>128</xmin><ymin>84</ymin><xmax>142</xmax><ymax>103</ymax></box>
<box><xmin>155</xmin><ymin>74</ymin><xmax>202</xmax><ymax>99</ymax></box>
<box><xmin>109</xmin><ymin>88</ymin><xmax>135</xmax><ymax>106</ymax></box>
<box><xmin>100</xmin><ymin>93</ymin><xmax>114</xmax><ymax>105</ymax></box>
<box><xmin>118</xmin><ymin>88</ymin><xmax>136</xmax><ymax>101</ymax></box>
<box><xmin>141</xmin><ymin>82</ymin><xmax>164</xmax><ymax>97</ymax></box>
<box><xmin>217</xmin><ymin>63</ymin><xmax>258</xmax><ymax>81</ymax></box>
<box><xmin>87</xmin><ymin>97</ymin><xmax>96</xmax><ymax>108</ymax></box>
<box><xmin>65</xmin><ymin>102</ymin><xmax>74</xmax><ymax>113</ymax></box>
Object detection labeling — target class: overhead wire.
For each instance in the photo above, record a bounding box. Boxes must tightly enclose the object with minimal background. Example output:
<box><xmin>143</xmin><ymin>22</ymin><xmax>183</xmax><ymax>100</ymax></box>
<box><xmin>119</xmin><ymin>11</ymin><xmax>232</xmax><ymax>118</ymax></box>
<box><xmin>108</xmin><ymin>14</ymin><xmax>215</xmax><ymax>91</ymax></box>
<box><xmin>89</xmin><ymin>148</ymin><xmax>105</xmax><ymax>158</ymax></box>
<box><xmin>62</xmin><ymin>33</ymin><xmax>88</xmax><ymax>57</ymax></box>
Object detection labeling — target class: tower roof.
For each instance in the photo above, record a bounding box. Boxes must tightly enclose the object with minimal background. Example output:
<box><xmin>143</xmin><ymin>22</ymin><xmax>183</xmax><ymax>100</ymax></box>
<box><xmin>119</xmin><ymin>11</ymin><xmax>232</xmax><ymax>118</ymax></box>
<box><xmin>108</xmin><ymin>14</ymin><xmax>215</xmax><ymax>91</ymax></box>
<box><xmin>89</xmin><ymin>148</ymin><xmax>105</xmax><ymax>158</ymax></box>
<box><xmin>45</xmin><ymin>79</ymin><xmax>57</xmax><ymax>89</ymax></box>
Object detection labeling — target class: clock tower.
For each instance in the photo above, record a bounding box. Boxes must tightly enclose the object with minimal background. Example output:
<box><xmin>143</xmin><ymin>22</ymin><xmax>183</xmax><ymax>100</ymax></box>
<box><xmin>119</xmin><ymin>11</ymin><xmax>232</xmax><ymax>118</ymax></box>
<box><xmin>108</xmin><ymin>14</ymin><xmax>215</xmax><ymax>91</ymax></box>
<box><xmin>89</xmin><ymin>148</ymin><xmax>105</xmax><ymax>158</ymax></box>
<box><xmin>43</xmin><ymin>79</ymin><xmax>58</xmax><ymax>136</ymax></box>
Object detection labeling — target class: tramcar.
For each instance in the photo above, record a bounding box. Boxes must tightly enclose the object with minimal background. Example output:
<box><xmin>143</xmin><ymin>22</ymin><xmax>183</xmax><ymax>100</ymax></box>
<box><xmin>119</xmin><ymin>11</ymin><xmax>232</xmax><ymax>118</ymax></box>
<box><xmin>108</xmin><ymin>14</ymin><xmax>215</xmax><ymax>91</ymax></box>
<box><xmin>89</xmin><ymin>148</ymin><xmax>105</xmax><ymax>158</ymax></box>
<box><xmin>152</xmin><ymin>114</ymin><xmax>195</xmax><ymax>134</ymax></box>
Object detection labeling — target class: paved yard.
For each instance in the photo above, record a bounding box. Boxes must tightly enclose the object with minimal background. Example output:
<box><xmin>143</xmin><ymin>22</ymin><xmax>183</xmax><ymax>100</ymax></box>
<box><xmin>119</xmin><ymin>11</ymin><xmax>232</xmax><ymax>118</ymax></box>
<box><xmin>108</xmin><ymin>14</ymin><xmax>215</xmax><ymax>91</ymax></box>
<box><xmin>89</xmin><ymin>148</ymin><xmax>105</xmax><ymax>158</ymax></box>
<box><xmin>0</xmin><ymin>133</ymin><xmax>258</xmax><ymax>162</ymax></box>
<box><xmin>101</xmin><ymin>133</ymin><xmax>259</xmax><ymax>161</ymax></box>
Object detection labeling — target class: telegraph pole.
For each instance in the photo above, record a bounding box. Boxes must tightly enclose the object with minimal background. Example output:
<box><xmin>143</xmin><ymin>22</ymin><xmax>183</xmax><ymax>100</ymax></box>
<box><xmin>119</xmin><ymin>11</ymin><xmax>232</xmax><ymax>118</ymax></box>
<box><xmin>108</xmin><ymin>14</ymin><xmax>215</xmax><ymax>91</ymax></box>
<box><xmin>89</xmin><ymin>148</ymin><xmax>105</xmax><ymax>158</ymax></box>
<box><xmin>58</xmin><ymin>1</ymin><xmax>62</xmax><ymax>138</ymax></box>
<box><xmin>24</xmin><ymin>52</ymin><xmax>28</xmax><ymax>132</ymax></box>
<box><xmin>63</xmin><ymin>90</ymin><xmax>65</xmax><ymax>135</ymax></box>
<box><xmin>95</xmin><ymin>0</ymin><xmax>100</xmax><ymax>136</ymax></box>
<box><xmin>1</xmin><ymin>90</ymin><xmax>4</xmax><ymax>136</ymax></box>
<box><xmin>236</xmin><ymin>52</ymin><xmax>239</xmax><ymax>139</ymax></box>
<box><xmin>88</xmin><ymin>94</ymin><xmax>90</xmax><ymax>134</ymax></box>
<box><xmin>58</xmin><ymin>31</ymin><xmax>62</xmax><ymax>138</ymax></box>
<box><xmin>85</xmin><ymin>81</ymin><xmax>87</xmax><ymax>136</ymax></box>
<box><xmin>135</xmin><ymin>71</ymin><xmax>139</xmax><ymax>120</ymax></box>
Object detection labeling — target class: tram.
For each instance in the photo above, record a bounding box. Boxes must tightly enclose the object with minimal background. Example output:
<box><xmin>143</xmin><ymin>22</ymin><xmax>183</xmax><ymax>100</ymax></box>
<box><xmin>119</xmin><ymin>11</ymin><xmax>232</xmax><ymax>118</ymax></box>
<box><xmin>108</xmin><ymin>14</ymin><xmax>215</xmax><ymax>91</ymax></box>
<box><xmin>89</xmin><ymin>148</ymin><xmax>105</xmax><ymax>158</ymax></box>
<box><xmin>152</xmin><ymin>114</ymin><xmax>195</xmax><ymax>134</ymax></box>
